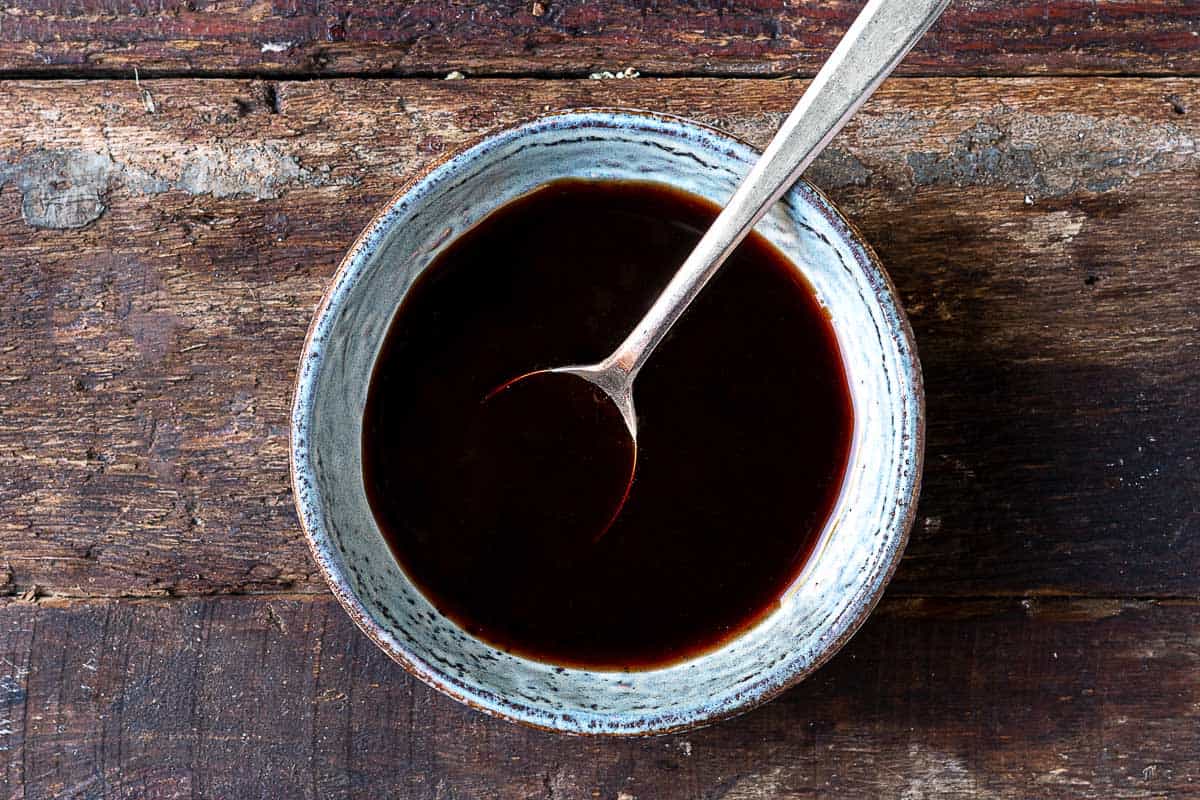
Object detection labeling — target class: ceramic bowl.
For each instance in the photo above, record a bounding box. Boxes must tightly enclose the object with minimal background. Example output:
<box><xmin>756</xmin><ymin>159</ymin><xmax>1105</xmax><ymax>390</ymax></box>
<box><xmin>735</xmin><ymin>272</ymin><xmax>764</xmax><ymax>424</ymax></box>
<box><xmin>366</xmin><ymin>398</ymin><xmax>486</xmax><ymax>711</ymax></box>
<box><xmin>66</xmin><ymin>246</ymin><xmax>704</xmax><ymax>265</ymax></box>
<box><xmin>290</xmin><ymin>109</ymin><xmax>923</xmax><ymax>735</ymax></box>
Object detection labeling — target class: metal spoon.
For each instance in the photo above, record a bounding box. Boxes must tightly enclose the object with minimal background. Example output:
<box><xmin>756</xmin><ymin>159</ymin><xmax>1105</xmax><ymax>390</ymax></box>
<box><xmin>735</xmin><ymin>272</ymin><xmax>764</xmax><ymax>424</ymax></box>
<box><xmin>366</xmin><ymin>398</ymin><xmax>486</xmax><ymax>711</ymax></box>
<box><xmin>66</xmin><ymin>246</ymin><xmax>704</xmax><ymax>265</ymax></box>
<box><xmin>495</xmin><ymin>0</ymin><xmax>950</xmax><ymax>442</ymax></box>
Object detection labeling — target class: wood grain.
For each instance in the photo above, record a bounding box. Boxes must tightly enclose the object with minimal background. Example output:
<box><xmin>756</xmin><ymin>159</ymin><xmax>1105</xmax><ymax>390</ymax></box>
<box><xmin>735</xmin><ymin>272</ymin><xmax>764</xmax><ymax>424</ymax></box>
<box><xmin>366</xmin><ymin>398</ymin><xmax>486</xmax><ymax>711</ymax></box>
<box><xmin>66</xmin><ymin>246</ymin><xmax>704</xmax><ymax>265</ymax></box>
<box><xmin>0</xmin><ymin>594</ymin><xmax>1196</xmax><ymax>798</ymax></box>
<box><xmin>0</xmin><ymin>1</ymin><xmax>1198</xmax><ymax>78</ymax></box>
<box><xmin>1</xmin><ymin>77</ymin><xmax>1198</xmax><ymax>600</ymax></box>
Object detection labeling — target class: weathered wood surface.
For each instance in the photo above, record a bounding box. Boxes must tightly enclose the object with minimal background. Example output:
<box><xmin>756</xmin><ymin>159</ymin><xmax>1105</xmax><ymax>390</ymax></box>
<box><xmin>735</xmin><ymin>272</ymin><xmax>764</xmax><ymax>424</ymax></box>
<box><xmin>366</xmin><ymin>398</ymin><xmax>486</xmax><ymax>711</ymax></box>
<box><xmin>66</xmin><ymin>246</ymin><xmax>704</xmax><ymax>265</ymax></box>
<box><xmin>0</xmin><ymin>1</ymin><xmax>1199</xmax><ymax>78</ymax></box>
<box><xmin>2</xmin><ymin>77</ymin><xmax>1198</xmax><ymax>600</ymax></box>
<box><xmin>0</xmin><ymin>594</ymin><xmax>1196</xmax><ymax>799</ymax></box>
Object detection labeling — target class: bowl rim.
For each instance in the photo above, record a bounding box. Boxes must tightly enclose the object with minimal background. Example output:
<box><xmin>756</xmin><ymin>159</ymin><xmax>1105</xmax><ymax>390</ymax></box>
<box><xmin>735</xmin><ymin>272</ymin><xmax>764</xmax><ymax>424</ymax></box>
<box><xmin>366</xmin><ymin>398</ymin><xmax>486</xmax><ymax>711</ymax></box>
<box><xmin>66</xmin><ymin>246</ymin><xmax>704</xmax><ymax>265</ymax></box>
<box><xmin>290</xmin><ymin>107</ymin><xmax>925</xmax><ymax>736</ymax></box>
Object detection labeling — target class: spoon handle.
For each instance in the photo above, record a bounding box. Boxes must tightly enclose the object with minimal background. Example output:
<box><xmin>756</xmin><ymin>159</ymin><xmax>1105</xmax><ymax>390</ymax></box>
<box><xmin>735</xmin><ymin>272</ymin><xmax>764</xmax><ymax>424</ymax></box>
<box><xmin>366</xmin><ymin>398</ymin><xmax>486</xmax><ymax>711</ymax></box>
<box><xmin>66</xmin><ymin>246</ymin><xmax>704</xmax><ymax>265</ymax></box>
<box><xmin>608</xmin><ymin>0</ymin><xmax>951</xmax><ymax>378</ymax></box>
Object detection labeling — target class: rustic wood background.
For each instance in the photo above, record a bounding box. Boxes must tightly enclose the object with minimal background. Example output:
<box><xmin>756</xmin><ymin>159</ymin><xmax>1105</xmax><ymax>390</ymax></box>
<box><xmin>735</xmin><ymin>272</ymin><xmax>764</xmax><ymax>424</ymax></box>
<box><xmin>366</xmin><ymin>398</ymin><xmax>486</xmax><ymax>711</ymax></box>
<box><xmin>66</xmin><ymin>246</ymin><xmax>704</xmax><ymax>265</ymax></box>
<box><xmin>1</xmin><ymin>3</ymin><xmax>1198</xmax><ymax>798</ymax></box>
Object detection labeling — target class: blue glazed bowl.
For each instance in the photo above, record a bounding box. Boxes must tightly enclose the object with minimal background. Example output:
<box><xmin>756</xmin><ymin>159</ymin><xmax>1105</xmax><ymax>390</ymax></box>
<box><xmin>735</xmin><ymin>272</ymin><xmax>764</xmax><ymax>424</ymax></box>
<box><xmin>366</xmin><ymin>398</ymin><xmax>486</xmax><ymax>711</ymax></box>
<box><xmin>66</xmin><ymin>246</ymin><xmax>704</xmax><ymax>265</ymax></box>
<box><xmin>290</xmin><ymin>110</ymin><xmax>923</xmax><ymax>735</ymax></box>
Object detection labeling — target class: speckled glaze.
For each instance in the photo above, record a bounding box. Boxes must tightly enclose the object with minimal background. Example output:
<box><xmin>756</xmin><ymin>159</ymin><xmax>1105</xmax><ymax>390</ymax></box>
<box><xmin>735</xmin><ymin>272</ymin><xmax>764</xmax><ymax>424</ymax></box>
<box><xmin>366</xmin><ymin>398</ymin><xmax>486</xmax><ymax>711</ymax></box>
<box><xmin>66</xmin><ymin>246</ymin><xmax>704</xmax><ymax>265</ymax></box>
<box><xmin>290</xmin><ymin>110</ymin><xmax>924</xmax><ymax>736</ymax></box>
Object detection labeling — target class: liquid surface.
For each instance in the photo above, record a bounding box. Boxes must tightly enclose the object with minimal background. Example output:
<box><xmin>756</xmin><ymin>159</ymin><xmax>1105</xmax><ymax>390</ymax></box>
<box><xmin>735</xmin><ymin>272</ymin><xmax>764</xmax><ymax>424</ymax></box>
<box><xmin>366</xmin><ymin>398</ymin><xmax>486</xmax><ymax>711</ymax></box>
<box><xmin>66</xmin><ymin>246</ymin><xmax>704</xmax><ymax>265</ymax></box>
<box><xmin>363</xmin><ymin>179</ymin><xmax>853</xmax><ymax>669</ymax></box>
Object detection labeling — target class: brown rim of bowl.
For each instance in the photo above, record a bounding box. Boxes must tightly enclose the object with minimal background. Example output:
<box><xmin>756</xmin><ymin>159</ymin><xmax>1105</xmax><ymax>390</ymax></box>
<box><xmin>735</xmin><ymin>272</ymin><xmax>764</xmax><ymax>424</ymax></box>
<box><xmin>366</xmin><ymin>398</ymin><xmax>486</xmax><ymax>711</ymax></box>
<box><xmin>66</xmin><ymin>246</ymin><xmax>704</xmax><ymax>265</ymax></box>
<box><xmin>289</xmin><ymin>106</ymin><xmax>925</xmax><ymax>736</ymax></box>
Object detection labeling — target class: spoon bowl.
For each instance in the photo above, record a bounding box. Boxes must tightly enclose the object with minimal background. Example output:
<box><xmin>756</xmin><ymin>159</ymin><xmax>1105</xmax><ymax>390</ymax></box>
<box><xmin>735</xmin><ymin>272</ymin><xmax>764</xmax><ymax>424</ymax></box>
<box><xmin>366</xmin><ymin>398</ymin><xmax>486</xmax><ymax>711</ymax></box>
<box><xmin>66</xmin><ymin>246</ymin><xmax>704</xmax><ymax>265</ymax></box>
<box><xmin>482</xmin><ymin>367</ymin><xmax>638</xmax><ymax>542</ymax></box>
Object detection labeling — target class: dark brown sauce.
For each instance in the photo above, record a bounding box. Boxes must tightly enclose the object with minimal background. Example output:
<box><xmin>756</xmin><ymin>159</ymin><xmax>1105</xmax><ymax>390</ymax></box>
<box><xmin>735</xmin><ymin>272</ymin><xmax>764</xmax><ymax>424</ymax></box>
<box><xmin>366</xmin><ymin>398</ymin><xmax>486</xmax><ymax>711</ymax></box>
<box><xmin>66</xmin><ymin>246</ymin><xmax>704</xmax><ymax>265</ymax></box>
<box><xmin>362</xmin><ymin>179</ymin><xmax>853</xmax><ymax>670</ymax></box>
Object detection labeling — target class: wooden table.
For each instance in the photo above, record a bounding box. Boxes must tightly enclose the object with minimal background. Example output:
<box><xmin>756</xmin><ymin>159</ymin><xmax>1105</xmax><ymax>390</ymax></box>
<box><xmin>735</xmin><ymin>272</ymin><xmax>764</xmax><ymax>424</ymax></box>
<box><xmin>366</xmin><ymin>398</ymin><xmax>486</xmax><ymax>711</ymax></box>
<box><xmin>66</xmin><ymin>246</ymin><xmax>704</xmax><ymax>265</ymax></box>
<box><xmin>1</xmin><ymin>3</ymin><xmax>1198</xmax><ymax>797</ymax></box>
